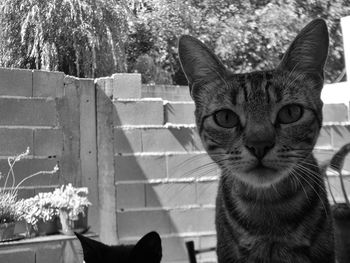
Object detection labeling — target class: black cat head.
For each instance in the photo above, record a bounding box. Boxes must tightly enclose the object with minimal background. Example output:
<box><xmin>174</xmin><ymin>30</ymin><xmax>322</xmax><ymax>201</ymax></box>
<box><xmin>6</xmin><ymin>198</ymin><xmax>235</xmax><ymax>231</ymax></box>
<box><xmin>75</xmin><ymin>231</ymin><xmax>162</xmax><ymax>263</ymax></box>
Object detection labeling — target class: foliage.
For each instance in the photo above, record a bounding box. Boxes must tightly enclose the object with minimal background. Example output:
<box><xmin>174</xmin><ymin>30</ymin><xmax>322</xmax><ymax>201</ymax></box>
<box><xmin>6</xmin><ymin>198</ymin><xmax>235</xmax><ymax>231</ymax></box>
<box><xmin>0</xmin><ymin>0</ymin><xmax>129</xmax><ymax>77</ymax></box>
<box><xmin>0</xmin><ymin>147</ymin><xmax>58</xmax><ymax>224</ymax></box>
<box><xmin>49</xmin><ymin>184</ymin><xmax>91</xmax><ymax>220</ymax></box>
<box><xmin>16</xmin><ymin>192</ymin><xmax>58</xmax><ymax>227</ymax></box>
<box><xmin>0</xmin><ymin>0</ymin><xmax>349</xmax><ymax>83</ymax></box>
<box><xmin>131</xmin><ymin>0</ymin><xmax>350</xmax><ymax>84</ymax></box>
<box><xmin>0</xmin><ymin>192</ymin><xmax>19</xmax><ymax>224</ymax></box>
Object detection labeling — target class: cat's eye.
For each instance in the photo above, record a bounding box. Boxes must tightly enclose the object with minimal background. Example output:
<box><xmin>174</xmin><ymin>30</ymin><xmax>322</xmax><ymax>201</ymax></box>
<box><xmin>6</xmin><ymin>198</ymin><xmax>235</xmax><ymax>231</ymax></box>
<box><xmin>213</xmin><ymin>109</ymin><xmax>239</xmax><ymax>128</ymax></box>
<box><xmin>277</xmin><ymin>104</ymin><xmax>303</xmax><ymax>124</ymax></box>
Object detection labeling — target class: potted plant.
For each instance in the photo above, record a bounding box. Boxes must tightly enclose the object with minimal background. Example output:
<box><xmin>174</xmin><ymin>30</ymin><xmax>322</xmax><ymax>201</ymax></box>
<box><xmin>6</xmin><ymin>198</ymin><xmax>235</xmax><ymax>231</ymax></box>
<box><xmin>50</xmin><ymin>184</ymin><xmax>91</xmax><ymax>235</ymax></box>
<box><xmin>0</xmin><ymin>192</ymin><xmax>19</xmax><ymax>241</ymax></box>
<box><xmin>325</xmin><ymin>143</ymin><xmax>350</xmax><ymax>263</ymax></box>
<box><xmin>17</xmin><ymin>192</ymin><xmax>59</xmax><ymax>237</ymax></box>
<box><xmin>0</xmin><ymin>147</ymin><xmax>59</xmax><ymax>240</ymax></box>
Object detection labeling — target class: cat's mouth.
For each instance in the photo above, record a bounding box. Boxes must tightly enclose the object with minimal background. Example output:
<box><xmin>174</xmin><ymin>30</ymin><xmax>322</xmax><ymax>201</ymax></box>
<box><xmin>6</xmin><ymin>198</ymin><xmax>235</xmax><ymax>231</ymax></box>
<box><xmin>237</xmin><ymin>162</ymin><xmax>283</xmax><ymax>187</ymax></box>
<box><xmin>248</xmin><ymin>161</ymin><xmax>277</xmax><ymax>173</ymax></box>
<box><xmin>246</xmin><ymin>162</ymin><xmax>279</xmax><ymax>179</ymax></box>
<box><xmin>249</xmin><ymin>165</ymin><xmax>276</xmax><ymax>175</ymax></box>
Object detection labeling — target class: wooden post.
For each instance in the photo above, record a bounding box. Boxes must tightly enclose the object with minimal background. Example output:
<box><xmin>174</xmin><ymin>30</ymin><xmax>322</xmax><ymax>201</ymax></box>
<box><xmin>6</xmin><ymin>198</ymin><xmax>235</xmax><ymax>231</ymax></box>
<box><xmin>341</xmin><ymin>16</ymin><xmax>350</xmax><ymax>81</ymax></box>
<box><xmin>96</xmin><ymin>82</ymin><xmax>118</xmax><ymax>244</ymax></box>
<box><xmin>57</xmin><ymin>76</ymin><xmax>82</xmax><ymax>186</ymax></box>
<box><xmin>79</xmin><ymin>79</ymin><xmax>99</xmax><ymax>234</ymax></box>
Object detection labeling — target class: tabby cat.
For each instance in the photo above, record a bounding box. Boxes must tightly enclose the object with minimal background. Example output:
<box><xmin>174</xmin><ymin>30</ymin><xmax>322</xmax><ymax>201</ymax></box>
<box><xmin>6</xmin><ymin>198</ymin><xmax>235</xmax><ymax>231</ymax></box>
<box><xmin>179</xmin><ymin>19</ymin><xmax>334</xmax><ymax>263</ymax></box>
<box><xmin>75</xmin><ymin>231</ymin><xmax>162</xmax><ymax>263</ymax></box>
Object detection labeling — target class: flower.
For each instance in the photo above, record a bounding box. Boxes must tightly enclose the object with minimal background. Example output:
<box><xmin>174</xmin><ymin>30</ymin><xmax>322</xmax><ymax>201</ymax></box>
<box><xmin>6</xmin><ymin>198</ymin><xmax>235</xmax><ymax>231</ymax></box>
<box><xmin>0</xmin><ymin>147</ymin><xmax>59</xmax><ymax>224</ymax></box>
<box><xmin>17</xmin><ymin>193</ymin><xmax>58</xmax><ymax>227</ymax></box>
<box><xmin>49</xmin><ymin>184</ymin><xmax>91</xmax><ymax>220</ymax></box>
<box><xmin>0</xmin><ymin>192</ymin><xmax>20</xmax><ymax>224</ymax></box>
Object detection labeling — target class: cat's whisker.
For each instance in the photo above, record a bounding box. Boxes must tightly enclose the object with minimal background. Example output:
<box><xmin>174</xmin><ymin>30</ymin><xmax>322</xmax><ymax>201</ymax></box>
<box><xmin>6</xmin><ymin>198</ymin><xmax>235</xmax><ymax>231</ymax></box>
<box><xmin>173</xmin><ymin>152</ymin><xmax>226</xmax><ymax>170</ymax></box>
<box><xmin>289</xmin><ymin>169</ymin><xmax>310</xmax><ymax>202</ymax></box>
<box><xmin>293</xmin><ymin>162</ymin><xmax>331</xmax><ymax>194</ymax></box>
<box><xmin>292</xmin><ymin>164</ymin><xmax>330</xmax><ymax>217</ymax></box>
<box><xmin>176</xmin><ymin>158</ymin><xmax>231</xmax><ymax>179</ymax></box>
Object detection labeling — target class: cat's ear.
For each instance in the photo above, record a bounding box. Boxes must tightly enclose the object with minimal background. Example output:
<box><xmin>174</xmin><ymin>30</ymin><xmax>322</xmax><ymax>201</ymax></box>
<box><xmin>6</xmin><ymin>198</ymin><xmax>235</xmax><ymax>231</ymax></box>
<box><xmin>75</xmin><ymin>232</ymin><xmax>106</xmax><ymax>261</ymax></box>
<box><xmin>178</xmin><ymin>35</ymin><xmax>227</xmax><ymax>92</ymax></box>
<box><xmin>130</xmin><ymin>231</ymin><xmax>162</xmax><ymax>263</ymax></box>
<box><xmin>277</xmin><ymin>18</ymin><xmax>329</xmax><ymax>77</ymax></box>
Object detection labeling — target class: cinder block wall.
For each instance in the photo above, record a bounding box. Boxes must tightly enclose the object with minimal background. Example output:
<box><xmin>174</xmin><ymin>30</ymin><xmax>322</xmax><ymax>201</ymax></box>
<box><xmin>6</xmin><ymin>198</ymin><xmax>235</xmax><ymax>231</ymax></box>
<box><xmin>0</xmin><ymin>66</ymin><xmax>349</xmax><ymax>263</ymax></box>
<box><xmin>0</xmin><ymin>69</ymin><xmax>98</xmax><ymax>221</ymax></box>
<box><xmin>96</xmin><ymin>76</ymin><xmax>350</xmax><ymax>263</ymax></box>
<box><xmin>0</xmin><ymin>68</ymin><xmax>98</xmax><ymax>263</ymax></box>
<box><xmin>0</xmin><ymin>69</ymin><xmax>65</xmax><ymax>198</ymax></box>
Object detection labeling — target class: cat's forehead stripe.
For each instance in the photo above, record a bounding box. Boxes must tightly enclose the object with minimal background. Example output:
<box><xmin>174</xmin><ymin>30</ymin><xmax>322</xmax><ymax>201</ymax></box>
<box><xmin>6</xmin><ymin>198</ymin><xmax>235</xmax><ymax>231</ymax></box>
<box><xmin>234</xmin><ymin>71</ymin><xmax>273</xmax><ymax>105</ymax></box>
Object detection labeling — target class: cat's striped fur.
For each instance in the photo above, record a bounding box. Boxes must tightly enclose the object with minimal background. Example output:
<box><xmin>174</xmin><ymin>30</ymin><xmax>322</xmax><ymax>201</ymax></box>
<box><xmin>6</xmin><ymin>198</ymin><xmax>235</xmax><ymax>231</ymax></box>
<box><xmin>179</xmin><ymin>19</ymin><xmax>334</xmax><ymax>263</ymax></box>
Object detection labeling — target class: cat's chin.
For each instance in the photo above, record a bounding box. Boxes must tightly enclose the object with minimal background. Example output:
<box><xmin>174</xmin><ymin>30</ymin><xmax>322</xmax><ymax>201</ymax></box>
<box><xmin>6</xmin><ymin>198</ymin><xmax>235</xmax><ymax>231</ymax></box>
<box><xmin>240</xmin><ymin>166</ymin><xmax>285</xmax><ymax>188</ymax></box>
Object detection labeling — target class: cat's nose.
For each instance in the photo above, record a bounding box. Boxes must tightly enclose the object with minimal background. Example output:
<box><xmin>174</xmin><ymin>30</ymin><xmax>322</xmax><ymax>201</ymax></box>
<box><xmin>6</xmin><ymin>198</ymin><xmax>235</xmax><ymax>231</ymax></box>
<box><xmin>245</xmin><ymin>140</ymin><xmax>275</xmax><ymax>159</ymax></box>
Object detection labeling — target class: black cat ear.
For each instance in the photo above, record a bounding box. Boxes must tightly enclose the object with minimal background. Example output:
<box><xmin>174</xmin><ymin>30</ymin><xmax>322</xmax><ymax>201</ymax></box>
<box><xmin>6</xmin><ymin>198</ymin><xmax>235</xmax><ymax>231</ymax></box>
<box><xmin>278</xmin><ymin>18</ymin><xmax>329</xmax><ymax>77</ymax></box>
<box><xmin>75</xmin><ymin>232</ymin><xmax>106</xmax><ymax>262</ymax></box>
<box><xmin>178</xmin><ymin>35</ymin><xmax>227</xmax><ymax>91</ymax></box>
<box><xmin>130</xmin><ymin>231</ymin><xmax>162</xmax><ymax>263</ymax></box>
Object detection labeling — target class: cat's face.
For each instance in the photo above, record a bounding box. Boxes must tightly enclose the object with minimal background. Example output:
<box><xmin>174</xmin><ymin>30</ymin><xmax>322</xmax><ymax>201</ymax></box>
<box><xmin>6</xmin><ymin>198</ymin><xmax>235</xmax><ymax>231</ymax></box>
<box><xmin>76</xmin><ymin>231</ymin><xmax>162</xmax><ymax>263</ymax></box>
<box><xmin>179</xmin><ymin>19</ymin><xmax>329</xmax><ymax>188</ymax></box>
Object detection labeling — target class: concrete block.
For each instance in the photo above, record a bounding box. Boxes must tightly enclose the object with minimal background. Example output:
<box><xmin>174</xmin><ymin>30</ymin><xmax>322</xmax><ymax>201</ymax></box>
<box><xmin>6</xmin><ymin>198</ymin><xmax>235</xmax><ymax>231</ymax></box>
<box><xmin>116</xmin><ymin>209</ymin><xmax>171</xmax><ymax>238</ymax></box>
<box><xmin>344</xmin><ymin>155</ymin><xmax>350</xmax><ymax>172</ymax></box>
<box><xmin>141</xmin><ymin>127</ymin><xmax>203</xmax><ymax>152</ymax></box>
<box><xmin>0</xmin><ymin>158</ymin><xmax>59</xmax><ymax>187</ymax></box>
<box><xmin>199</xmin><ymin>235</ymin><xmax>217</xmax><ymax>262</ymax></box>
<box><xmin>33</xmin><ymin>70</ymin><xmax>64</xmax><ymax>98</ymax></box>
<box><xmin>36</xmin><ymin>244</ymin><xmax>63</xmax><ymax>263</ymax></box>
<box><xmin>170</xmin><ymin>208</ymin><xmax>215</xmax><ymax>233</ymax></box>
<box><xmin>0</xmin><ymin>98</ymin><xmax>57</xmax><ymax>126</ymax></box>
<box><xmin>141</xmin><ymin>84</ymin><xmax>192</xmax><ymax>101</ymax></box>
<box><xmin>33</xmin><ymin>128</ymin><xmax>63</xmax><ymax>157</ymax></box>
<box><xmin>161</xmin><ymin>236</ymin><xmax>190</xmax><ymax>262</ymax></box>
<box><xmin>113</xmin><ymin>99</ymin><xmax>164</xmax><ymax>125</ymax></box>
<box><xmin>145</xmin><ymin>183</ymin><xmax>196</xmax><ymax>208</ymax></box>
<box><xmin>16</xmin><ymin>188</ymin><xmax>35</xmax><ymax>199</ymax></box>
<box><xmin>165</xmin><ymin>102</ymin><xmax>195</xmax><ymax>124</ymax></box>
<box><xmin>34</xmin><ymin>186</ymin><xmax>57</xmax><ymax>195</ymax></box>
<box><xmin>95</xmin><ymin>77</ymin><xmax>114</xmax><ymax>98</ymax></box>
<box><xmin>114</xmin><ymin>128</ymin><xmax>142</xmax><ymax>153</ymax></box>
<box><xmin>116</xmin><ymin>183</ymin><xmax>145</xmax><ymax>209</ymax></box>
<box><xmin>326</xmin><ymin>175</ymin><xmax>350</xmax><ymax>202</ymax></box>
<box><xmin>196</xmin><ymin>181</ymin><xmax>219</xmax><ymax>205</ymax></box>
<box><xmin>115</xmin><ymin>155</ymin><xmax>166</xmax><ymax>181</ymax></box>
<box><xmin>0</xmin><ymin>248</ymin><xmax>35</xmax><ymax>263</ymax></box>
<box><xmin>313</xmin><ymin>149</ymin><xmax>335</xmax><ymax>166</ymax></box>
<box><xmin>167</xmin><ymin>153</ymin><xmax>218</xmax><ymax>179</ymax></box>
<box><xmin>113</xmin><ymin>73</ymin><xmax>141</xmax><ymax>99</ymax></box>
<box><xmin>199</xmin><ymin>234</ymin><xmax>217</xmax><ymax>249</ymax></box>
<box><xmin>0</xmin><ymin>128</ymin><xmax>33</xmax><ymax>155</ymax></box>
<box><xmin>331</xmin><ymin>125</ymin><xmax>350</xmax><ymax>149</ymax></box>
<box><xmin>315</xmin><ymin>126</ymin><xmax>332</xmax><ymax>149</ymax></box>
<box><xmin>0</xmin><ymin>67</ymin><xmax>32</xmax><ymax>97</ymax></box>
<box><xmin>323</xmin><ymin>103</ymin><xmax>348</xmax><ymax>122</ymax></box>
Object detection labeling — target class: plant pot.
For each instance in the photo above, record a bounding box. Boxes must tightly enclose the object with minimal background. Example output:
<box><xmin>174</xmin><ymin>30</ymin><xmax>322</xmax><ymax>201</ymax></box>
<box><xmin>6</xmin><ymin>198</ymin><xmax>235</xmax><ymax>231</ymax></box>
<box><xmin>332</xmin><ymin>203</ymin><xmax>350</xmax><ymax>263</ymax></box>
<box><xmin>25</xmin><ymin>222</ymin><xmax>38</xmax><ymax>238</ymax></box>
<box><xmin>36</xmin><ymin>217</ymin><xmax>59</xmax><ymax>236</ymax></box>
<box><xmin>0</xmin><ymin>222</ymin><xmax>15</xmax><ymax>241</ymax></box>
<box><xmin>58</xmin><ymin>208</ymin><xmax>88</xmax><ymax>236</ymax></box>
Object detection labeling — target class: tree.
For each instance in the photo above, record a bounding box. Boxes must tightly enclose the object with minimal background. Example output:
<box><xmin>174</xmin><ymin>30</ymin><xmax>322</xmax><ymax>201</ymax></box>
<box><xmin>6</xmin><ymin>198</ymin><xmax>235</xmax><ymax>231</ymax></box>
<box><xmin>0</xmin><ymin>0</ymin><xmax>349</xmax><ymax>82</ymax></box>
<box><xmin>0</xmin><ymin>0</ymin><xmax>129</xmax><ymax>77</ymax></box>
<box><xmin>132</xmin><ymin>0</ymin><xmax>350</xmax><ymax>84</ymax></box>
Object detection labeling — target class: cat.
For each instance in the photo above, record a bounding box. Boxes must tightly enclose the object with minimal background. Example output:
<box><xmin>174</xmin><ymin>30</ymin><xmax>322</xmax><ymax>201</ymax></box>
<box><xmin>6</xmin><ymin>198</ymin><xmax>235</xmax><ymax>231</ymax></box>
<box><xmin>75</xmin><ymin>231</ymin><xmax>162</xmax><ymax>263</ymax></box>
<box><xmin>178</xmin><ymin>18</ymin><xmax>335</xmax><ymax>263</ymax></box>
